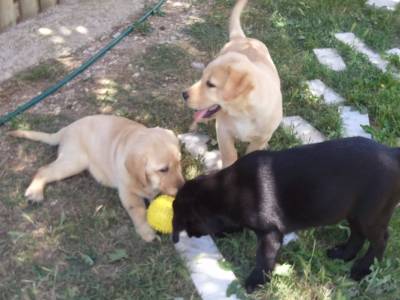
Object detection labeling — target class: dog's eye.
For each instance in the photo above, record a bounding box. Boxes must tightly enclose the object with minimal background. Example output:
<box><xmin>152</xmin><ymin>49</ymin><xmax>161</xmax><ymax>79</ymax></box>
<box><xmin>206</xmin><ymin>80</ymin><xmax>216</xmax><ymax>88</ymax></box>
<box><xmin>159</xmin><ymin>166</ymin><xmax>169</xmax><ymax>173</ymax></box>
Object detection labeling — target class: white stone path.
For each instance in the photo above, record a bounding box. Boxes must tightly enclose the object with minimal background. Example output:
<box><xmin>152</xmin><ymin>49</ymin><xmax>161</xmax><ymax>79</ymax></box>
<box><xmin>306</xmin><ymin>79</ymin><xmax>372</xmax><ymax>138</ymax></box>
<box><xmin>334</xmin><ymin>33</ymin><xmax>399</xmax><ymax>81</ymax></box>
<box><xmin>335</xmin><ymin>32</ymin><xmax>389</xmax><ymax>72</ymax></box>
<box><xmin>281</xmin><ymin>116</ymin><xmax>326</xmax><ymax>143</ymax></box>
<box><xmin>313</xmin><ymin>48</ymin><xmax>346</xmax><ymax>71</ymax></box>
<box><xmin>175</xmin><ymin>231</ymin><xmax>239</xmax><ymax>300</ymax></box>
<box><xmin>367</xmin><ymin>0</ymin><xmax>400</xmax><ymax>10</ymax></box>
<box><xmin>307</xmin><ymin>79</ymin><xmax>345</xmax><ymax>105</ymax></box>
<box><xmin>339</xmin><ymin>106</ymin><xmax>372</xmax><ymax>139</ymax></box>
<box><xmin>387</xmin><ymin>48</ymin><xmax>400</xmax><ymax>57</ymax></box>
<box><xmin>308</xmin><ymin>30</ymin><xmax>399</xmax><ymax>139</ymax></box>
<box><xmin>310</xmin><ymin>32</ymin><xmax>396</xmax><ymax>139</ymax></box>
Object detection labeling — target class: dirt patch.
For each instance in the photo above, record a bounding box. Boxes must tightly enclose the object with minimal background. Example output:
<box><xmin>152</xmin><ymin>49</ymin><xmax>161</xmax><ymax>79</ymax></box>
<box><xmin>0</xmin><ymin>0</ymin><xmax>145</xmax><ymax>83</ymax></box>
<box><xmin>0</xmin><ymin>0</ymin><xmax>210</xmax><ymax>121</ymax></box>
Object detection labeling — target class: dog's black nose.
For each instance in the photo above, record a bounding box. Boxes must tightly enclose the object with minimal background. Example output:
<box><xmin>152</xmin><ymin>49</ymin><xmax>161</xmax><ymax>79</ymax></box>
<box><xmin>182</xmin><ymin>91</ymin><xmax>189</xmax><ymax>101</ymax></box>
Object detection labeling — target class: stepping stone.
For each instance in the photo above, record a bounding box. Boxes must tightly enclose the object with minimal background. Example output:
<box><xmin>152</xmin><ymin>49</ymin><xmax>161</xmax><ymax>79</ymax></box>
<box><xmin>203</xmin><ymin>150</ymin><xmax>222</xmax><ymax>173</ymax></box>
<box><xmin>339</xmin><ymin>106</ymin><xmax>372</xmax><ymax>139</ymax></box>
<box><xmin>191</xmin><ymin>61</ymin><xmax>206</xmax><ymax>70</ymax></box>
<box><xmin>367</xmin><ymin>0</ymin><xmax>400</xmax><ymax>10</ymax></box>
<box><xmin>313</xmin><ymin>48</ymin><xmax>346</xmax><ymax>71</ymax></box>
<box><xmin>175</xmin><ymin>232</ymin><xmax>239</xmax><ymax>300</ymax></box>
<box><xmin>387</xmin><ymin>48</ymin><xmax>400</xmax><ymax>57</ymax></box>
<box><xmin>335</xmin><ymin>32</ymin><xmax>389</xmax><ymax>72</ymax></box>
<box><xmin>307</xmin><ymin>79</ymin><xmax>345</xmax><ymax>105</ymax></box>
<box><xmin>281</xmin><ymin>116</ymin><xmax>326</xmax><ymax>144</ymax></box>
<box><xmin>178</xmin><ymin>132</ymin><xmax>209</xmax><ymax>157</ymax></box>
<box><xmin>283</xmin><ymin>232</ymin><xmax>299</xmax><ymax>246</ymax></box>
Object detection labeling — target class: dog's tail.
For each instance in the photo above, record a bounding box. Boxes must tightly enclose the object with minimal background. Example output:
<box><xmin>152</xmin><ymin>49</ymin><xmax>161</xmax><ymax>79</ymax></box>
<box><xmin>229</xmin><ymin>0</ymin><xmax>247</xmax><ymax>40</ymax></box>
<box><xmin>8</xmin><ymin>129</ymin><xmax>62</xmax><ymax>146</ymax></box>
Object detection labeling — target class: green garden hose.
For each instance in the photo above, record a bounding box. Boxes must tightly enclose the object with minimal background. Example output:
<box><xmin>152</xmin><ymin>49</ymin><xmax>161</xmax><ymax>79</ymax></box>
<box><xmin>0</xmin><ymin>0</ymin><xmax>166</xmax><ymax>126</ymax></box>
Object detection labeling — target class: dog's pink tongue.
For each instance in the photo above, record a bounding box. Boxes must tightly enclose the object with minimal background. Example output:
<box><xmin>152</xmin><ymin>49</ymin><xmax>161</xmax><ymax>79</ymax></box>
<box><xmin>194</xmin><ymin>109</ymin><xmax>208</xmax><ymax>122</ymax></box>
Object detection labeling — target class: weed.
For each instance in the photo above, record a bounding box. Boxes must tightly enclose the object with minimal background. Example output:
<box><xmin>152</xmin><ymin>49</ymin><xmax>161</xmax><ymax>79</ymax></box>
<box><xmin>17</xmin><ymin>60</ymin><xmax>67</xmax><ymax>82</ymax></box>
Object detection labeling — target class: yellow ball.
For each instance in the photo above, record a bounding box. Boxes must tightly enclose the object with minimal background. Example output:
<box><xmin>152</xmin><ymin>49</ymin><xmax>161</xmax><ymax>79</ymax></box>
<box><xmin>147</xmin><ymin>195</ymin><xmax>174</xmax><ymax>234</ymax></box>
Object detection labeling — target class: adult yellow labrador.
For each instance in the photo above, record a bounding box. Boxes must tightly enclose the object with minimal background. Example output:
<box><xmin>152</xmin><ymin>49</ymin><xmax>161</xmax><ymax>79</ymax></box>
<box><xmin>9</xmin><ymin>115</ymin><xmax>184</xmax><ymax>242</ymax></box>
<box><xmin>182</xmin><ymin>0</ymin><xmax>282</xmax><ymax>167</ymax></box>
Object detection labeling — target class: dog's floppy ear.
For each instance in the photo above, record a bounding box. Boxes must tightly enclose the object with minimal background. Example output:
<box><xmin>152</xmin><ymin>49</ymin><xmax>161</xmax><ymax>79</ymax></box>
<box><xmin>222</xmin><ymin>67</ymin><xmax>254</xmax><ymax>101</ymax></box>
<box><xmin>125</xmin><ymin>154</ymin><xmax>148</xmax><ymax>188</ymax></box>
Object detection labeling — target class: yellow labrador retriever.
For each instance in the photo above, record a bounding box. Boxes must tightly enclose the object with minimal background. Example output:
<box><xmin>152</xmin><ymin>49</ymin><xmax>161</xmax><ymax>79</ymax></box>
<box><xmin>182</xmin><ymin>0</ymin><xmax>282</xmax><ymax>167</ymax></box>
<box><xmin>9</xmin><ymin>115</ymin><xmax>184</xmax><ymax>242</ymax></box>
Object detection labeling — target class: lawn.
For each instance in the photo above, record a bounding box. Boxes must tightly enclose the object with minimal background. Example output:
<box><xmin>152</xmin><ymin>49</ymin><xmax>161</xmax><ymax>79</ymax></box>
<box><xmin>0</xmin><ymin>0</ymin><xmax>400</xmax><ymax>299</ymax></box>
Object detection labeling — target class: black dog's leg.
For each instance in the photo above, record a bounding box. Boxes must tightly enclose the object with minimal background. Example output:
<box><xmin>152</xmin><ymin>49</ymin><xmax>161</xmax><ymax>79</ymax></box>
<box><xmin>245</xmin><ymin>229</ymin><xmax>282</xmax><ymax>293</ymax></box>
<box><xmin>327</xmin><ymin>220</ymin><xmax>365</xmax><ymax>261</ymax></box>
<box><xmin>350</xmin><ymin>228</ymin><xmax>388</xmax><ymax>280</ymax></box>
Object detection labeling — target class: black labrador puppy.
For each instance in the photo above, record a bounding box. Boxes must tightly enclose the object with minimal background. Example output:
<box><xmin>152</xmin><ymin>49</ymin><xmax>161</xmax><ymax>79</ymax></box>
<box><xmin>172</xmin><ymin>137</ymin><xmax>400</xmax><ymax>293</ymax></box>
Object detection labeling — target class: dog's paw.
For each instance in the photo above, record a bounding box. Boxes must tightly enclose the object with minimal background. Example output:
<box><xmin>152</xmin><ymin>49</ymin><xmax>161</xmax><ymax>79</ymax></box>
<box><xmin>25</xmin><ymin>185</ymin><xmax>44</xmax><ymax>204</ymax></box>
<box><xmin>327</xmin><ymin>245</ymin><xmax>357</xmax><ymax>262</ymax></box>
<box><xmin>137</xmin><ymin>224</ymin><xmax>156</xmax><ymax>242</ymax></box>
<box><xmin>327</xmin><ymin>245</ymin><xmax>346</xmax><ymax>260</ymax></box>
<box><xmin>350</xmin><ymin>263</ymin><xmax>371</xmax><ymax>281</ymax></box>
<box><xmin>245</xmin><ymin>269</ymin><xmax>267</xmax><ymax>294</ymax></box>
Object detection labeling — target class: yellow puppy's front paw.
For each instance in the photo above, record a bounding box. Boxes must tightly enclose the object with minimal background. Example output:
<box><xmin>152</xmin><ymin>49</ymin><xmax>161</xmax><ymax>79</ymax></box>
<box><xmin>25</xmin><ymin>185</ymin><xmax>44</xmax><ymax>203</ymax></box>
<box><xmin>137</xmin><ymin>224</ymin><xmax>156</xmax><ymax>242</ymax></box>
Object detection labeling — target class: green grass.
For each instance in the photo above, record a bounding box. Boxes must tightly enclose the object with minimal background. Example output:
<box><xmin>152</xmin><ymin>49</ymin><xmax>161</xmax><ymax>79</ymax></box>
<box><xmin>259</xmin><ymin>0</ymin><xmax>400</xmax><ymax>144</ymax></box>
<box><xmin>135</xmin><ymin>22</ymin><xmax>154</xmax><ymax>36</ymax></box>
<box><xmin>387</xmin><ymin>53</ymin><xmax>400</xmax><ymax>69</ymax></box>
<box><xmin>17</xmin><ymin>60</ymin><xmax>67</xmax><ymax>82</ymax></box>
<box><xmin>139</xmin><ymin>43</ymin><xmax>199</xmax><ymax>85</ymax></box>
<box><xmin>305</xmin><ymin>43</ymin><xmax>400</xmax><ymax>145</ymax></box>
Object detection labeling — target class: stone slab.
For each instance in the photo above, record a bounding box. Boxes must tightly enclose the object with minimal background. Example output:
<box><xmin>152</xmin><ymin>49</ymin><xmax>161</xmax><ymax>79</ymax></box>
<box><xmin>191</xmin><ymin>61</ymin><xmax>206</xmax><ymax>70</ymax></box>
<box><xmin>313</xmin><ymin>48</ymin><xmax>346</xmax><ymax>71</ymax></box>
<box><xmin>281</xmin><ymin>116</ymin><xmax>326</xmax><ymax>144</ymax></box>
<box><xmin>335</xmin><ymin>32</ymin><xmax>389</xmax><ymax>72</ymax></box>
<box><xmin>339</xmin><ymin>106</ymin><xmax>371</xmax><ymax>138</ymax></box>
<box><xmin>367</xmin><ymin>0</ymin><xmax>400</xmax><ymax>10</ymax></box>
<box><xmin>307</xmin><ymin>79</ymin><xmax>345</xmax><ymax>105</ymax></box>
<box><xmin>283</xmin><ymin>232</ymin><xmax>299</xmax><ymax>245</ymax></box>
<box><xmin>203</xmin><ymin>150</ymin><xmax>222</xmax><ymax>173</ymax></box>
<box><xmin>387</xmin><ymin>48</ymin><xmax>400</xmax><ymax>57</ymax></box>
<box><xmin>178</xmin><ymin>132</ymin><xmax>209</xmax><ymax>158</ymax></box>
<box><xmin>175</xmin><ymin>232</ymin><xmax>239</xmax><ymax>300</ymax></box>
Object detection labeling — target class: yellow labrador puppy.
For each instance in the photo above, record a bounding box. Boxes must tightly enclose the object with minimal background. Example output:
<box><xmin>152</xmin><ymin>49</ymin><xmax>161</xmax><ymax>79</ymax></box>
<box><xmin>9</xmin><ymin>115</ymin><xmax>184</xmax><ymax>242</ymax></box>
<box><xmin>182</xmin><ymin>0</ymin><xmax>282</xmax><ymax>167</ymax></box>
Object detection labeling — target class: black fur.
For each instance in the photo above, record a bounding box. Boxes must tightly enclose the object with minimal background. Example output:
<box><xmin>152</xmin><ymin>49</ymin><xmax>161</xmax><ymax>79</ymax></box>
<box><xmin>172</xmin><ymin>137</ymin><xmax>400</xmax><ymax>293</ymax></box>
